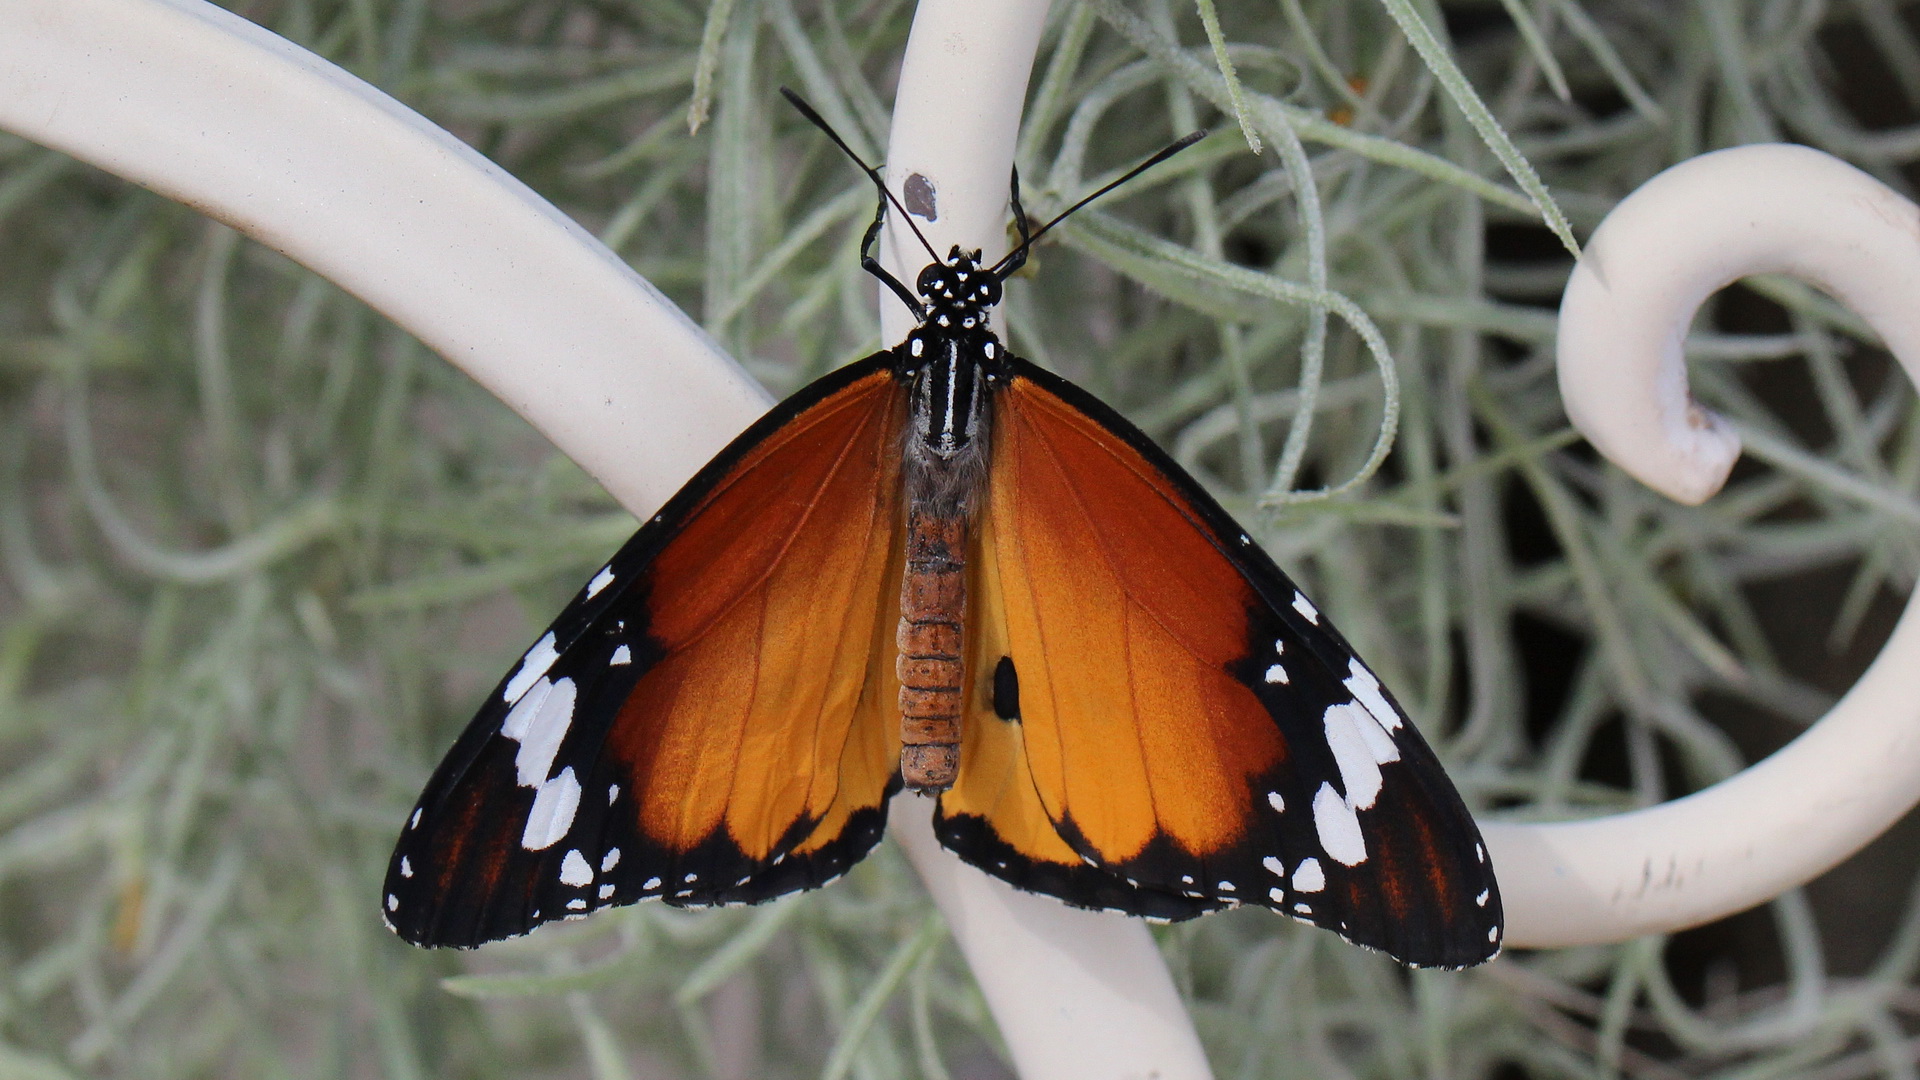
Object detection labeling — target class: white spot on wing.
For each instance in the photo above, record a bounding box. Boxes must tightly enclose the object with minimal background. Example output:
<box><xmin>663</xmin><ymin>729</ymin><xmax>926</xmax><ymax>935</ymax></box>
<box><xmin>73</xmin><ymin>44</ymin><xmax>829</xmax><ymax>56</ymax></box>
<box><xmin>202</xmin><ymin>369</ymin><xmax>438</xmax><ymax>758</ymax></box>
<box><xmin>642</xmin><ymin>876</ymin><xmax>662</xmax><ymax>890</ymax></box>
<box><xmin>1476</xmin><ymin>889</ymin><xmax>1489</xmax><ymax>907</ymax></box>
<box><xmin>608</xmin><ymin>784</ymin><xmax>620</xmax><ymax>803</ymax></box>
<box><xmin>1267</xmin><ymin>791</ymin><xmax>1285</xmax><ymax>813</ymax></box>
<box><xmin>1217</xmin><ymin>881</ymin><xmax>1235</xmax><ymax>892</ymax></box>
<box><xmin>1312</xmin><ymin>782</ymin><xmax>1367</xmax><ymax>866</ymax></box>
<box><xmin>598</xmin><ymin>883</ymin><xmax>616</xmax><ymax>899</ymax></box>
<box><xmin>585</xmin><ymin>566</ymin><xmax>615</xmax><ymax>599</ymax></box>
<box><xmin>399</xmin><ymin>857</ymin><xmax>413</xmax><ymax>879</ymax></box>
<box><xmin>1268</xmin><ymin>887</ymin><xmax>1285</xmax><ymax>903</ymax></box>
<box><xmin>409</xmin><ymin>808</ymin><xmax>421</xmax><ymax>830</ymax></box>
<box><xmin>567</xmin><ymin>898</ymin><xmax>587</xmax><ymax>911</ymax></box>
<box><xmin>602</xmin><ymin>848</ymin><xmax>622</xmax><ymax>873</ymax></box>
<box><xmin>1488</xmin><ymin>926</ymin><xmax>1499</xmax><ymax>943</ymax></box>
<box><xmin>521</xmin><ymin>767</ymin><xmax>582</xmax><ymax>850</ymax></box>
<box><xmin>1264</xmin><ymin>663</ymin><xmax>1289</xmax><ymax>684</ymax></box>
<box><xmin>386</xmin><ymin>894</ymin><xmax>398</xmax><ymax>912</ymax></box>
<box><xmin>1293</xmin><ymin>902</ymin><xmax>1313</xmax><ymax>915</ymax></box>
<box><xmin>503</xmin><ymin>632</ymin><xmax>559</xmax><ymax>703</ymax></box>
<box><xmin>559</xmin><ymin>849</ymin><xmax>593</xmax><ymax>887</ymax></box>
<box><xmin>503</xmin><ymin>677</ymin><xmax>577</xmax><ymax>788</ymax></box>
<box><xmin>1343</xmin><ymin>659</ymin><xmax>1402</xmax><ymax>732</ymax></box>
<box><xmin>1323</xmin><ymin>703</ymin><xmax>1385</xmax><ymax>810</ymax></box>
<box><xmin>1292</xmin><ymin>592</ymin><xmax>1320</xmax><ymax>623</ymax></box>
<box><xmin>610</xmin><ymin>644</ymin><xmax>631</xmax><ymax>666</ymax></box>
<box><xmin>1292</xmin><ymin>858</ymin><xmax>1325</xmax><ymax>892</ymax></box>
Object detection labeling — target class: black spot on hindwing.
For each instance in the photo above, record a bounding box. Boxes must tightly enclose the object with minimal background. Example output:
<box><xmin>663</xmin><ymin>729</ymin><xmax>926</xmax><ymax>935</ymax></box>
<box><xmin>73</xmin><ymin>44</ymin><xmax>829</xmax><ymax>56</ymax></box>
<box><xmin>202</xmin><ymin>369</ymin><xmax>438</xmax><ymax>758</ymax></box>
<box><xmin>992</xmin><ymin>655</ymin><xmax>1020</xmax><ymax>721</ymax></box>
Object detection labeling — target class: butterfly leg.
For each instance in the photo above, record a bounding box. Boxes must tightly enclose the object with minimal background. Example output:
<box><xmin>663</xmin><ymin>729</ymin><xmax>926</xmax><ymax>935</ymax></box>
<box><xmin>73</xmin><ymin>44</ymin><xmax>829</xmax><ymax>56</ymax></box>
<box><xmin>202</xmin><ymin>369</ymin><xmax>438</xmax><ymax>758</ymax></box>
<box><xmin>858</xmin><ymin>187</ymin><xmax>926</xmax><ymax>317</ymax></box>
<box><xmin>998</xmin><ymin>165</ymin><xmax>1032</xmax><ymax>279</ymax></box>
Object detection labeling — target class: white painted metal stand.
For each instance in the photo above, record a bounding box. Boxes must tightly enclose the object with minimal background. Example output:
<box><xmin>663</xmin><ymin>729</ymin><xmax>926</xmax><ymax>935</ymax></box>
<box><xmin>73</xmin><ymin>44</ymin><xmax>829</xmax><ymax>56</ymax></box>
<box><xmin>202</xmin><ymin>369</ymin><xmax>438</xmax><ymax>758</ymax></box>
<box><xmin>1506</xmin><ymin>144</ymin><xmax>1920</xmax><ymax>947</ymax></box>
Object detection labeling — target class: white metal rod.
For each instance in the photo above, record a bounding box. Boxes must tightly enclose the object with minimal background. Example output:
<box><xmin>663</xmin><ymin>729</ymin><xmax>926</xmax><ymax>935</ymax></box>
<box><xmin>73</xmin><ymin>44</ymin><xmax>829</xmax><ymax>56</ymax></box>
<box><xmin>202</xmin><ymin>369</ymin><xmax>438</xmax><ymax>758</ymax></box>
<box><xmin>1516</xmin><ymin>143</ymin><xmax>1920</xmax><ymax>946</ymax></box>
<box><xmin>879</xmin><ymin>6</ymin><xmax>1216</xmax><ymax>1078</ymax></box>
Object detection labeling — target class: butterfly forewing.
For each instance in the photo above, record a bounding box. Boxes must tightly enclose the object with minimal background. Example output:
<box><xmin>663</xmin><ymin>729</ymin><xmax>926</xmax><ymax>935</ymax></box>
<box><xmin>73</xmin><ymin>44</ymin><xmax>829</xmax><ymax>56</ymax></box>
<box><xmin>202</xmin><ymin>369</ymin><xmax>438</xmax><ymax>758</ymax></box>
<box><xmin>385</xmin><ymin>357</ymin><xmax>908</xmax><ymax>947</ymax></box>
<box><xmin>935</xmin><ymin>358</ymin><xmax>1501</xmax><ymax>968</ymax></box>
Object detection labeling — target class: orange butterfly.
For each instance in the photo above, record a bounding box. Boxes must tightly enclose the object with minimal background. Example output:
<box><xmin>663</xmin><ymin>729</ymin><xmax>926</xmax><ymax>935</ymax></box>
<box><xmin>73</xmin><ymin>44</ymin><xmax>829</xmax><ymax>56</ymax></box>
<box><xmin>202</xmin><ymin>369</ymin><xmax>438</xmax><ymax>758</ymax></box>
<box><xmin>383</xmin><ymin>92</ymin><xmax>1501</xmax><ymax>969</ymax></box>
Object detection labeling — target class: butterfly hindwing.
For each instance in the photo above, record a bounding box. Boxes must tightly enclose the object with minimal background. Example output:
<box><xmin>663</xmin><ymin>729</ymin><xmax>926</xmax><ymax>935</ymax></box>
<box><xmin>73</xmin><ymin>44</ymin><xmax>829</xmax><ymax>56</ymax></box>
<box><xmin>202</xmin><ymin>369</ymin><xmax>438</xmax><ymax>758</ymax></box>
<box><xmin>936</xmin><ymin>356</ymin><xmax>1501</xmax><ymax>968</ymax></box>
<box><xmin>385</xmin><ymin>356</ymin><xmax>908</xmax><ymax>947</ymax></box>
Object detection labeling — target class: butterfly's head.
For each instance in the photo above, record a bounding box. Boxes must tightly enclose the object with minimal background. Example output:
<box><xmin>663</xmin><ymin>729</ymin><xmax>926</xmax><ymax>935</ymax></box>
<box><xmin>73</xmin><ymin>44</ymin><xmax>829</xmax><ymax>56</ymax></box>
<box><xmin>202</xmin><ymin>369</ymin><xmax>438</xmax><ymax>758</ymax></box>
<box><xmin>916</xmin><ymin>247</ymin><xmax>1002</xmax><ymax>329</ymax></box>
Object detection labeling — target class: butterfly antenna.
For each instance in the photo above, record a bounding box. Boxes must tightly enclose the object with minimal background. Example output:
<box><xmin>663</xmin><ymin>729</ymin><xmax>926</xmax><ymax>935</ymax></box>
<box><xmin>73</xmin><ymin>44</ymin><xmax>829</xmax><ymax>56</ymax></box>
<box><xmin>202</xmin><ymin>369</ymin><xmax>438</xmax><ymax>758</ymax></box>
<box><xmin>780</xmin><ymin>88</ymin><xmax>944</xmax><ymax>269</ymax></box>
<box><xmin>987</xmin><ymin>130</ymin><xmax>1208</xmax><ymax>278</ymax></box>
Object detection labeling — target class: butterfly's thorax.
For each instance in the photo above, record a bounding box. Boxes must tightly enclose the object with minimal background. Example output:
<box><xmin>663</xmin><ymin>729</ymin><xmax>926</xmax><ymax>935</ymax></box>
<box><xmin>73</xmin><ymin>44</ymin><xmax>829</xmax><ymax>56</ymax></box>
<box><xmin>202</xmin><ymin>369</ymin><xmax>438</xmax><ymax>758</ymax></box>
<box><xmin>895</xmin><ymin>250</ymin><xmax>1003</xmax><ymax>792</ymax></box>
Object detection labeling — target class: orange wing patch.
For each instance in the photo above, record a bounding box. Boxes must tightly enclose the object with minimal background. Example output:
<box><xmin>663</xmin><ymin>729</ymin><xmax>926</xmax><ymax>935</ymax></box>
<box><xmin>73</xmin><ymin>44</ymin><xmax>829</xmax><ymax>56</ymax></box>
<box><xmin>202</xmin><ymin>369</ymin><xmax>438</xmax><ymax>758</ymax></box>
<box><xmin>936</xmin><ymin>359</ymin><xmax>1501</xmax><ymax>966</ymax></box>
<box><xmin>608</xmin><ymin>367</ymin><xmax>906</xmax><ymax>862</ymax></box>
<box><xmin>386</xmin><ymin>358</ymin><xmax>908</xmax><ymax>946</ymax></box>
<box><xmin>984</xmin><ymin>373</ymin><xmax>1284</xmax><ymax>861</ymax></box>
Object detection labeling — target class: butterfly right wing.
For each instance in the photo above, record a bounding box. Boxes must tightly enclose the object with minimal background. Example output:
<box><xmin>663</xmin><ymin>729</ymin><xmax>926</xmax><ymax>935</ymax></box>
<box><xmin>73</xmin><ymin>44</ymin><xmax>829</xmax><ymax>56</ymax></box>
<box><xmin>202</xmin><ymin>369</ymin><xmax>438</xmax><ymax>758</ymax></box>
<box><xmin>938</xmin><ymin>358</ymin><xmax>1500</xmax><ymax>968</ymax></box>
<box><xmin>384</xmin><ymin>355</ymin><xmax>908</xmax><ymax>947</ymax></box>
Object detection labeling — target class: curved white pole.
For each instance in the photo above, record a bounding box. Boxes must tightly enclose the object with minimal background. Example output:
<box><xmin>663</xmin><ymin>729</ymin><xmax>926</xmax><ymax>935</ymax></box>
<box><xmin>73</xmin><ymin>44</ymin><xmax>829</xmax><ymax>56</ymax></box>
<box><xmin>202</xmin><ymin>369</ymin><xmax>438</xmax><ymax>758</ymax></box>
<box><xmin>0</xmin><ymin>0</ymin><xmax>1215</xmax><ymax>1075</ymax></box>
<box><xmin>880</xmin><ymin>6</ymin><xmax>1216</xmax><ymax>1080</ymax></box>
<box><xmin>1501</xmin><ymin>143</ymin><xmax>1920</xmax><ymax>946</ymax></box>
<box><xmin>0</xmin><ymin>0</ymin><xmax>769</xmax><ymax>514</ymax></box>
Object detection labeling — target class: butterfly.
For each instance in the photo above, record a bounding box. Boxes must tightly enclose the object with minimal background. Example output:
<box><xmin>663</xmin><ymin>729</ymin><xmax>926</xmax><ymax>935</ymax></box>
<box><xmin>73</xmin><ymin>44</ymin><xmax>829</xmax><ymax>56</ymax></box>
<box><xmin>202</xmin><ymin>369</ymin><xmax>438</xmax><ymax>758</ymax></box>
<box><xmin>382</xmin><ymin>90</ymin><xmax>1502</xmax><ymax>969</ymax></box>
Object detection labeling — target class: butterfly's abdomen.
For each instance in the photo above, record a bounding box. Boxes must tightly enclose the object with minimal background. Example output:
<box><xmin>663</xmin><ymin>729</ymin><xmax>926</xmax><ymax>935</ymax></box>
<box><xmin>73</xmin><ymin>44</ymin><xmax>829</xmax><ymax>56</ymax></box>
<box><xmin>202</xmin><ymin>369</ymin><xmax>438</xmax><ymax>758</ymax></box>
<box><xmin>897</xmin><ymin>510</ymin><xmax>965</xmax><ymax>791</ymax></box>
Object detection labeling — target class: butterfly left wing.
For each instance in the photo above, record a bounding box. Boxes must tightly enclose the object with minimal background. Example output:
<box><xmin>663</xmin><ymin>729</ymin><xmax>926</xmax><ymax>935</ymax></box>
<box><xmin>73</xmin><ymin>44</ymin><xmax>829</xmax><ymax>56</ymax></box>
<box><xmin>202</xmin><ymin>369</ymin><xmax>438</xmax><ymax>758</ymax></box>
<box><xmin>937</xmin><ymin>356</ymin><xmax>1501</xmax><ymax>968</ymax></box>
<box><xmin>385</xmin><ymin>357</ymin><xmax>907</xmax><ymax>947</ymax></box>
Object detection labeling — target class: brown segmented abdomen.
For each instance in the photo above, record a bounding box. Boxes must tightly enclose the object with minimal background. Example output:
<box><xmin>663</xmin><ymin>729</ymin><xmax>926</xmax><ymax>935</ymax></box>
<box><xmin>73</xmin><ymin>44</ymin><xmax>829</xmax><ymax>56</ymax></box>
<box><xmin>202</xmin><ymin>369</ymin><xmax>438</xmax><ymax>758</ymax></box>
<box><xmin>897</xmin><ymin>510</ymin><xmax>965</xmax><ymax>791</ymax></box>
